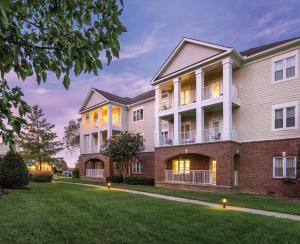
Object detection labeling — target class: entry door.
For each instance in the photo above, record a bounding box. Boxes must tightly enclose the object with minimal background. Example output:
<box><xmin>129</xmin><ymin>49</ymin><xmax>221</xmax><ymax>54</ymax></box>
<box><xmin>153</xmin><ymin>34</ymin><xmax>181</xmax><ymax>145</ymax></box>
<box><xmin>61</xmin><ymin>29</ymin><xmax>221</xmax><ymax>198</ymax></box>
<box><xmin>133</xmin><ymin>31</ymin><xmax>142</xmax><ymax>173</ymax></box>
<box><xmin>181</xmin><ymin>122</ymin><xmax>191</xmax><ymax>140</ymax></box>
<box><xmin>210</xmin><ymin>120</ymin><xmax>222</xmax><ymax>141</ymax></box>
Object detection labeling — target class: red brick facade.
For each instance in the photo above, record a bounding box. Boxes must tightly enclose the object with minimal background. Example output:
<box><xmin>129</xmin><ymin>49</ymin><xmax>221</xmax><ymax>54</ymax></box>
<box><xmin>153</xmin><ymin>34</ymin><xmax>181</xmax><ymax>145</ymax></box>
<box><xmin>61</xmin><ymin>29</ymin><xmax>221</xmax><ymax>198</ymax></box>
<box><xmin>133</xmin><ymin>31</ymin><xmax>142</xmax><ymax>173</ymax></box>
<box><xmin>79</xmin><ymin>138</ymin><xmax>300</xmax><ymax>197</ymax></box>
<box><xmin>79</xmin><ymin>152</ymin><xmax>155</xmax><ymax>179</ymax></box>
<box><xmin>239</xmin><ymin>138</ymin><xmax>300</xmax><ymax>196</ymax></box>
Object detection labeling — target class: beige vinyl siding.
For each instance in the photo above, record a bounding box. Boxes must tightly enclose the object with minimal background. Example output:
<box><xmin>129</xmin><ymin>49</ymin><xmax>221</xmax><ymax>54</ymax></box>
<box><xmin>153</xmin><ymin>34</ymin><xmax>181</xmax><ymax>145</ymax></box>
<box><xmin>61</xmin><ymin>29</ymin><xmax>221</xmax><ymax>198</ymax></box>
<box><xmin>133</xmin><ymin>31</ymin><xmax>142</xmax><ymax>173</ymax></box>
<box><xmin>84</xmin><ymin>91</ymin><xmax>106</xmax><ymax>110</ymax></box>
<box><xmin>128</xmin><ymin>101</ymin><xmax>155</xmax><ymax>152</ymax></box>
<box><xmin>159</xmin><ymin>43</ymin><xmax>222</xmax><ymax>78</ymax></box>
<box><xmin>233</xmin><ymin>46</ymin><xmax>300</xmax><ymax>142</ymax></box>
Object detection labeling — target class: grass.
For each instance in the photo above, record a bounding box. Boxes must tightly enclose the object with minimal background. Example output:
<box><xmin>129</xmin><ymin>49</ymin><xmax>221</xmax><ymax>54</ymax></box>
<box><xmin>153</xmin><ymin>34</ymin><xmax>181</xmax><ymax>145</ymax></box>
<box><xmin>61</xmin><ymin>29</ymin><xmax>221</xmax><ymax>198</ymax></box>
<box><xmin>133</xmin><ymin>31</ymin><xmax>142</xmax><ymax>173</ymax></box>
<box><xmin>1</xmin><ymin>182</ymin><xmax>300</xmax><ymax>243</ymax></box>
<box><xmin>55</xmin><ymin>177</ymin><xmax>300</xmax><ymax>216</ymax></box>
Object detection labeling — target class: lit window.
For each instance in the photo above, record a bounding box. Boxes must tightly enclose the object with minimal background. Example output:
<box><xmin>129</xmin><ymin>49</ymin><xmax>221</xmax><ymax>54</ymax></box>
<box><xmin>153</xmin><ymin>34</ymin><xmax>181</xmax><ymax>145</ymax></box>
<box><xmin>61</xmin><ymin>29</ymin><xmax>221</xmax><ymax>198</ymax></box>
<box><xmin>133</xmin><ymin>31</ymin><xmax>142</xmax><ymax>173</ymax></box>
<box><xmin>132</xmin><ymin>161</ymin><xmax>144</xmax><ymax>174</ymax></box>
<box><xmin>133</xmin><ymin>108</ymin><xmax>143</xmax><ymax>122</ymax></box>
<box><xmin>272</xmin><ymin>50</ymin><xmax>298</xmax><ymax>83</ymax></box>
<box><xmin>273</xmin><ymin>157</ymin><xmax>296</xmax><ymax>178</ymax></box>
<box><xmin>272</xmin><ymin>102</ymin><xmax>298</xmax><ymax>131</ymax></box>
<box><xmin>172</xmin><ymin>159</ymin><xmax>190</xmax><ymax>174</ymax></box>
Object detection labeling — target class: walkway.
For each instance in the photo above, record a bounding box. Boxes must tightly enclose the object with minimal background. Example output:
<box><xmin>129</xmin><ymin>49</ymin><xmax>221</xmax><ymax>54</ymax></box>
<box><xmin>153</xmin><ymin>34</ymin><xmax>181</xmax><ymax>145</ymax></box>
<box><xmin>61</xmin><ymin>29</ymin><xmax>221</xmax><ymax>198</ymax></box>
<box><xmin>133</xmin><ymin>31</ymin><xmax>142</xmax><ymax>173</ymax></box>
<box><xmin>57</xmin><ymin>181</ymin><xmax>300</xmax><ymax>222</ymax></box>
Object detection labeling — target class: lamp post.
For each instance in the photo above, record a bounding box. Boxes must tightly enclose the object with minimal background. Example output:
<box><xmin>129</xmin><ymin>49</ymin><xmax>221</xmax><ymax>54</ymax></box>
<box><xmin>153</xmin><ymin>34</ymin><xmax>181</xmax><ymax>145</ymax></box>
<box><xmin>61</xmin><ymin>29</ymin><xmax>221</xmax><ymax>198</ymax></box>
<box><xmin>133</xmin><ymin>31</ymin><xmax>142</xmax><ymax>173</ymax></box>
<box><xmin>222</xmin><ymin>198</ymin><xmax>227</xmax><ymax>208</ymax></box>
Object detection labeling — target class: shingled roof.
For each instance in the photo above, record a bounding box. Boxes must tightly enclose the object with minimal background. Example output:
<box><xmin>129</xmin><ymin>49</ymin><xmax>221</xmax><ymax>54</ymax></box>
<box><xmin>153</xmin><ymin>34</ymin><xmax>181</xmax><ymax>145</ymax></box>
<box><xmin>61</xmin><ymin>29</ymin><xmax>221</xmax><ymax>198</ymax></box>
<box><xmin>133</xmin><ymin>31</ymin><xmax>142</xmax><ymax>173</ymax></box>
<box><xmin>240</xmin><ymin>36</ymin><xmax>300</xmax><ymax>57</ymax></box>
<box><xmin>93</xmin><ymin>88</ymin><xmax>155</xmax><ymax>105</ymax></box>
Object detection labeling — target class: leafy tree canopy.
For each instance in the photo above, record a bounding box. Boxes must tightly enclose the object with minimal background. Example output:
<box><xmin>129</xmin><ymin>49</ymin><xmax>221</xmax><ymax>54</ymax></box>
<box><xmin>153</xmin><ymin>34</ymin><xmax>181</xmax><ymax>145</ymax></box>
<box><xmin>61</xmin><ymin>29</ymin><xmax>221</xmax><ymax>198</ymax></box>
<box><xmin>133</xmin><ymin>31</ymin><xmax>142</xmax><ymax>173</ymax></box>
<box><xmin>18</xmin><ymin>104</ymin><xmax>64</xmax><ymax>169</ymax></box>
<box><xmin>63</xmin><ymin>119</ymin><xmax>80</xmax><ymax>152</ymax></box>
<box><xmin>101</xmin><ymin>132</ymin><xmax>144</xmax><ymax>177</ymax></box>
<box><xmin>0</xmin><ymin>0</ymin><xmax>126</xmax><ymax>148</ymax></box>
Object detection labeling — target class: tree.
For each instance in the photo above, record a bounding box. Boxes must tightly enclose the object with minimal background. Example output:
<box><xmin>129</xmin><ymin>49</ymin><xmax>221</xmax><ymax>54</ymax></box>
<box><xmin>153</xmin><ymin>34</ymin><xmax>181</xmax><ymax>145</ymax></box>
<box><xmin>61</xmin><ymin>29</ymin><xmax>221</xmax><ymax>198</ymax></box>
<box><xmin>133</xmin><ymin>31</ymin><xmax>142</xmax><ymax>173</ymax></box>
<box><xmin>0</xmin><ymin>0</ymin><xmax>126</xmax><ymax>148</ymax></box>
<box><xmin>0</xmin><ymin>150</ymin><xmax>29</xmax><ymax>189</ymax></box>
<box><xmin>18</xmin><ymin>105</ymin><xmax>64</xmax><ymax>170</ymax></box>
<box><xmin>101</xmin><ymin>132</ymin><xmax>144</xmax><ymax>178</ymax></box>
<box><xmin>52</xmin><ymin>157</ymin><xmax>68</xmax><ymax>171</ymax></box>
<box><xmin>63</xmin><ymin>119</ymin><xmax>80</xmax><ymax>152</ymax></box>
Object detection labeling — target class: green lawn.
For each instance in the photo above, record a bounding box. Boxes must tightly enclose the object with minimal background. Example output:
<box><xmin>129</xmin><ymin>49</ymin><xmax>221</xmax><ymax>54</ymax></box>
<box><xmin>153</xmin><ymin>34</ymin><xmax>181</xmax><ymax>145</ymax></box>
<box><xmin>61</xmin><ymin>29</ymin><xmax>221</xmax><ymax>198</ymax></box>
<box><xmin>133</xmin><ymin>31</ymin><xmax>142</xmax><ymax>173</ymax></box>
<box><xmin>1</xmin><ymin>183</ymin><xmax>300</xmax><ymax>243</ymax></box>
<box><xmin>55</xmin><ymin>177</ymin><xmax>300</xmax><ymax>216</ymax></box>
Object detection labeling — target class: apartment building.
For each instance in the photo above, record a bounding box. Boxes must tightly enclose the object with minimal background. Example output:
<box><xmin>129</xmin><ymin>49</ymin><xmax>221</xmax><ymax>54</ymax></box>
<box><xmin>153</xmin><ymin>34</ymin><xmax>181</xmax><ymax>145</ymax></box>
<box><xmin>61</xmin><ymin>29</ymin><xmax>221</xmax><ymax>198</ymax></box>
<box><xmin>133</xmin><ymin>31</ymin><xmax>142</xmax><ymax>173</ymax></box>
<box><xmin>79</xmin><ymin>36</ymin><xmax>300</xmax><ymax>196</ymax></box>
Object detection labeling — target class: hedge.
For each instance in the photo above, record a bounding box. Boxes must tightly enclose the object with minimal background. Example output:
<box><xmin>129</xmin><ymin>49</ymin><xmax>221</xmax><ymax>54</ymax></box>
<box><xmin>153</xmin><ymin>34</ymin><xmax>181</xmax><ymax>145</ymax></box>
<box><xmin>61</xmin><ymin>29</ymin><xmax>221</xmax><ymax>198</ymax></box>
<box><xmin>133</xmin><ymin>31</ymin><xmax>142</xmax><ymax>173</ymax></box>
<box><xmin>106</xmin><ymin>176</ymin><xmax>123</xmax><ymax>183</ymax></box>
<box><xmin>29</xmin><ymin>171</ymin><xmax>53</xmax><ymax>182</ymax></box>
<box><xmin>124</xmin><ymin>176</ymin><xmax>154</xmax><ymax>186</ymax></box>
<box><xmin>0</xmin><ymin>151</ymin><xmax>29</xmax><ymax>189</ymax></box>
<box><xmin>72</xmin><ymin>167</ymin><xmax>80</xmax><ymax>178</ymax></box>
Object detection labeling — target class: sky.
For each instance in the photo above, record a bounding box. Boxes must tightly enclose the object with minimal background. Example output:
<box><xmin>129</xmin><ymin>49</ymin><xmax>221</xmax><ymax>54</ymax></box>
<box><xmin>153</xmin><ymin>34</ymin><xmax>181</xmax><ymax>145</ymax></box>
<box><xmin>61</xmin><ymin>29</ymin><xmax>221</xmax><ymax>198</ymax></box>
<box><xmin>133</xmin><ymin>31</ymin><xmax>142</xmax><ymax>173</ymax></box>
<box><xmin>7</xmin><ymin>0</ymin><xmax>300</xmax><ymax>167</ymax></box>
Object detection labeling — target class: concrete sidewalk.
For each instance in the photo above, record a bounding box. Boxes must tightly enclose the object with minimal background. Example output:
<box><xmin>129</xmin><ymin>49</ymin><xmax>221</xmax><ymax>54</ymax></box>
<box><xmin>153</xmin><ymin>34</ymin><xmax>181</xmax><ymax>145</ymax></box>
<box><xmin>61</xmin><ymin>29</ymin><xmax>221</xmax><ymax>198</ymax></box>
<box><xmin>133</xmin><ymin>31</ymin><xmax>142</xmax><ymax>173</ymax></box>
<box><xmin>56</xmin><ymin>181</ymin><xmax>300</xmax><ymax>222</ymax></box>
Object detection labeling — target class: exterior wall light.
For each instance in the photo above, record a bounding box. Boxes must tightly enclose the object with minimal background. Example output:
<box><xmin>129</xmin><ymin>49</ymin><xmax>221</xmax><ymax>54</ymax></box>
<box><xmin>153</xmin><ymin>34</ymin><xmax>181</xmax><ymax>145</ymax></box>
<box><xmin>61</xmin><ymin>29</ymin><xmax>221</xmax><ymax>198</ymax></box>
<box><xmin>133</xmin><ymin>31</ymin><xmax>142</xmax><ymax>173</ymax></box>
<box><xmin>107</xmin><ymin>182</ymin><xmax>111</xmax><ymax>190</ymax></box>
<box><xmin>222</xmin><ymin>198</ymin><xmax>227</xmax><ymax>208</ymax></box>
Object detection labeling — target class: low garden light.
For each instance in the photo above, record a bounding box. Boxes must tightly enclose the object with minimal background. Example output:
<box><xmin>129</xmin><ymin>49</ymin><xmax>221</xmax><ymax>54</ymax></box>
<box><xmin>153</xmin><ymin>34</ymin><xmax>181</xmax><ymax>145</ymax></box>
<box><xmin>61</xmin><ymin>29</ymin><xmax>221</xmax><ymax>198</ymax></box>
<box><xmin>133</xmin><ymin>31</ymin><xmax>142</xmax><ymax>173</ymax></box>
<box><xmin>222</xmin><ymin>198</ymin><xmax>227</xmax><ymax>208</ymax></box>
<box><xmin>107</xmin><ymin>182</ymin><xmax>111</xmax><ymax>190</ymax></box>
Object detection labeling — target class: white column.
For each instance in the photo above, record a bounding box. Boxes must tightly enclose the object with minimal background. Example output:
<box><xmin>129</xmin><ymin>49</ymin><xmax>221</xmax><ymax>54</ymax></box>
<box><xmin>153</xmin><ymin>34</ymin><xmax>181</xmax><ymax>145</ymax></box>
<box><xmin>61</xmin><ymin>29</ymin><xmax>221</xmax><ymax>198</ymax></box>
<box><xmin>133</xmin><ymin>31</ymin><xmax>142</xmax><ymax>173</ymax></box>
<box><xmin>154</xmin><ymin>85</ymin><xmax>162</xmax><ymax>147</ymax></box>
<box><xmin>173</xmin><ymin>77</ymin><xmax>181</xmax><ymax>145</ymax></box>
<box><xmin>174</xmin><ymin>112</ymin><xmax>181</xmax><ymax>145</ymax></box>
<box><xmin>79</xmin><ymin>118</ymin><xmax>84</xmax><ymax>154</ymax></box>
<box><xmin>98</xmin><ymin>131</ymin><xmax>102</xmax><ymax>151</ymax></box>
<box><xmin>173</xmin><ymin>77</ymin><xmax>181</xmax><ymax>108</ymax></box>
<box><xmin>97</xmin><ymin>108</ymin><xmax>101</xmax><ymax>129</ymax></box>
<box><xmin>195</xmin><ymin>69</ymin><xmax>204</xmax><ymax>143</ymax></box>
<box><xmin>107</xmin><ymin>104</ymin><xmax>113</xmax><ymax>139</ymax></box>
<box><xmin>89</xmin><ymin>111</ymin><xmax>93</xmax><ymax>153</ymax></box>
<box><xmin>222</xmin><ymin>57</ymin><xmax>233</xmax><ymax>141</ymax></box>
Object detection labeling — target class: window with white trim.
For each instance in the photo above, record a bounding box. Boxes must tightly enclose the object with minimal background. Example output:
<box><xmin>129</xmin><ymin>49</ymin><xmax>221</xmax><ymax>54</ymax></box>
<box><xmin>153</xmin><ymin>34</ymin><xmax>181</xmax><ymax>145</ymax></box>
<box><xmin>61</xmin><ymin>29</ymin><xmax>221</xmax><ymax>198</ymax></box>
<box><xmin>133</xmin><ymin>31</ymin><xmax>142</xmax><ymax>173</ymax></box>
<box><xmin>272</xmin><ymin>102</ymin><xmax>298</xmax><ymax>131</ymax></box>
<box><xmin>132</xmin><ymin>108</ymin><xmax>143</xmax><ymax>122</ymax></box>
<box><xmin>132</xmin><ymin>161</ymin><xmax>144</xmax><ymax>174</ymax></box>
<box><xmin>273</xmin><ymin>157</ymin><xmax>296</xmax><ymax>178</ymax></box>
<box><xmin>272</xmin><ymin>50</ymin><xmax>298</xmax><ymax>83</ymax></box>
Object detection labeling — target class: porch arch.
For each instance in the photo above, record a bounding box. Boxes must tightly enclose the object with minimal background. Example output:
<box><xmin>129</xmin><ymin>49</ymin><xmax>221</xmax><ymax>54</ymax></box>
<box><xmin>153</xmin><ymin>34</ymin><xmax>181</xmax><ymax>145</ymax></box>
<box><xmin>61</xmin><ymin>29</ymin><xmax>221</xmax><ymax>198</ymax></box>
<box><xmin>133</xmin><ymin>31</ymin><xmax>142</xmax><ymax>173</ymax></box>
<box><xmin>84</xmin><ymin>158</ymin><xmax>105</xmax><ymax>178</ymax></box>
<box><xmin>164</xmin><ymin>153</ymin><xmax>217</xmax><ymax>185</ymax></box>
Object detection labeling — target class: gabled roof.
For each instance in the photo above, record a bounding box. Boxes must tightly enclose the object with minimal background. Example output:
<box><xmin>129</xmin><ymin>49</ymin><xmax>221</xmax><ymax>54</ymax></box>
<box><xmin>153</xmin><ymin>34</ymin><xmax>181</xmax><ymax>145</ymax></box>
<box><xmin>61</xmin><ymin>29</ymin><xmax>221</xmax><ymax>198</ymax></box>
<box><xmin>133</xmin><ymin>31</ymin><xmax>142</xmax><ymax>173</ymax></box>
<box><xmin>240</xmin><ymin>36</ymin><xmax>300</xmax><ymax>57</ymax></box>
<box><xmin>79</xmin><ymin>88</ymin><xmax>155</xmax><ymax>113</ymax></box>
<box><xmin>151</xmin><ymin>37</ymin><xmax>233</xmax><ymax>84</ymax></box>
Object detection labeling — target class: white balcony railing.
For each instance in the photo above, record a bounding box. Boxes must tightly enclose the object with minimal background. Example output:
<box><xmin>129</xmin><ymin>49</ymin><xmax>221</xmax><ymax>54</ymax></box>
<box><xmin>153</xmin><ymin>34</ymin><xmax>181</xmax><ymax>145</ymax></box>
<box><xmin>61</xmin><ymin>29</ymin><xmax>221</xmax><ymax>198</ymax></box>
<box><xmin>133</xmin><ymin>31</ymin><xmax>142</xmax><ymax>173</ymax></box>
<box><xmin>161</xmin><ymin>101</ymin><xmax>172</xmax><ymax>111</ymax></box>
<box><xmin>160</xmin><ymin>133</ymin><xmax>173</xmax><ymax>146</ymax></box>
<box><xmin>203</xmin><ymin>127</ymin><xmax>223</xmax><ymax>142</ymax></box>
<box><xmin>180</xmin><ymin>90</ymin><xmax>196</xmax><ymax>106</ymax></box>
<box><xmin>165</xmin><ymin>170</ymin><xmax>215</xmax><ymax>185</ymax></box>
<box><xmin>180</xmin><ymin>131</ymin><xmax>196</xmax><ymax>144</ymax></box>
<box><xmin>86</xmin><ymin>169</ymin><xmax>104</xmax><ymax>178</ymax></box>
<box><xmin>203</xmin><ymin>82</ymin><xmax>223</xmax><ymax>100</ymax></box>
<box><xmin>203</xmin><ymin>127</ymin><xmax>237</xmax><ymax>142</ymax></box>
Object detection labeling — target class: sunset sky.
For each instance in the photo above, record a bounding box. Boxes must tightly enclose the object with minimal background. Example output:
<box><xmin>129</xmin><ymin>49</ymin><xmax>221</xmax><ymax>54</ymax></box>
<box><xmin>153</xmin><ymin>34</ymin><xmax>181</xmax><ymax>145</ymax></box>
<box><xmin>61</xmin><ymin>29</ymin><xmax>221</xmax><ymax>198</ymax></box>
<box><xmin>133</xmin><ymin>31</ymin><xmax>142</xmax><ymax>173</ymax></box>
<box><xmin>8</xmin><ymin>0</ymin><xmax>300</xmax><ymax>166</ymax></box>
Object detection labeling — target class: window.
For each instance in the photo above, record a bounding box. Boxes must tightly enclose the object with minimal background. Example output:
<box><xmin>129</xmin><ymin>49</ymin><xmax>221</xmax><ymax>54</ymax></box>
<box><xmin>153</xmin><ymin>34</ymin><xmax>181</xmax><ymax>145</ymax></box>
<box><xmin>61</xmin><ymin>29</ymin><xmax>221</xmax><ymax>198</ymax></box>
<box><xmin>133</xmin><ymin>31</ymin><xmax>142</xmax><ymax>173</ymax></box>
<box><xmin>273</xmin><ymin>157</ymin><xmax>296</xmax><ymax>178</ymax></box>
<box><xmin>172</xmin><ymin>159</ymin><xmax>190</xmax><ymax>174</ymax></box>
<box><xmin>272</xmin><ymin>102</ymin><xmax>298</xmax><ymax>131</ymax></box>
<box><xmin>133</xmin><ymin>108</ymin><xmax>143</xmax><ymax>122</ymax></box>
<box><xmin>132</xmin><ymin>161</ymin><xmax>143</xmax><ymax>174</ymax></box>
<box><xmin>272</xmin><ymin>50</ymin><xmax>298</xmax><ymax>83</ymax></box>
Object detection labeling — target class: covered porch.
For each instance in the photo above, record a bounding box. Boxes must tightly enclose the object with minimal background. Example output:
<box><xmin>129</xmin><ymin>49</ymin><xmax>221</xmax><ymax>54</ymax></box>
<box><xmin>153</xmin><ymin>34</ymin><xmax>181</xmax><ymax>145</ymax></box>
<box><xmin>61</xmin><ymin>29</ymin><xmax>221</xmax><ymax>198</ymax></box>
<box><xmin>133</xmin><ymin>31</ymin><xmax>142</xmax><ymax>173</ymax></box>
<box><xmin>85</xmin><ymin>159</ymin><xmax>105</xmax><ymax>178</ymax></box>
<box><xmin>165</xmin><ymin>154</ymin><xmax>217</xmax><ymax>185</ymax></box>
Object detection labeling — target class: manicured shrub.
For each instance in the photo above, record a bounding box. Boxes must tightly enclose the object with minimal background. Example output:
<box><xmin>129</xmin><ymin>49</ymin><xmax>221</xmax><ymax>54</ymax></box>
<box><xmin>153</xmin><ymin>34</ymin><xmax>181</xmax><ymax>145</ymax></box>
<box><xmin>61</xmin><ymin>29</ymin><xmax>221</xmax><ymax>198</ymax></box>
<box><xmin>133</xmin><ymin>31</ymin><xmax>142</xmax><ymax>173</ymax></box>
<box><xmin>29</xmin><ymin>171</ymin><xmax>53</xmax><ymax>182</ymax></box>
<box><xmin>106</xmin><ymin>176</ymin><xmax>123</xmax><ymax>183</ymax></box>
<box><xmin>72</xmin><ymin>167</ymin><xmax>80</xmax><ymax>178</ymax></box>
<box><xmin>124</xmin><ymin>176</ymin><xmax>154</xmax><ymax>186</ymax></box>
<box><xmin>0</xmin><ymin>150</ymin><xmax>29</xmax><ymax>189</ymax></box>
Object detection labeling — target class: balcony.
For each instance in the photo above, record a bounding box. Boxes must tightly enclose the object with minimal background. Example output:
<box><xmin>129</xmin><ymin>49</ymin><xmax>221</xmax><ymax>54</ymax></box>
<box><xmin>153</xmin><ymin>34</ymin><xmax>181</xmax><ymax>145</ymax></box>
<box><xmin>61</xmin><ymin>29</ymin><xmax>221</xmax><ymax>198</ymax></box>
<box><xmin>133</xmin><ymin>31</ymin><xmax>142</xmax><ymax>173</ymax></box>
<box><xmin>202</xmin><ymin>81</ymin><xmax>239</xmax><ymax>102</ymax></box>
<box><xmin>180</xmin><ymin>90</ymin><xmax>196</xmax><ymax>106</ymax></box>
<box><xmin>203</xmin><ymin>82</ymin><xmax>223</xmax><ymax>100</ymax></box>
<box><xmin>165</xmin><ymin>170</ymin><xmax>216</xmax><ymax>185</ymax></box>
<box><xmin>203</xmin><ymin>127</ymin><xmax>237</xmax><ymax>143</ymax></box>
<box><xmin>180</xmin><ymin>131</ymin><xmax>196</xmax><ymax>144</ymax></box>
<box><xmin>160</xmin><ymin>133</ymin><xmax>173</xmax><ymax>146</ymax></box>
